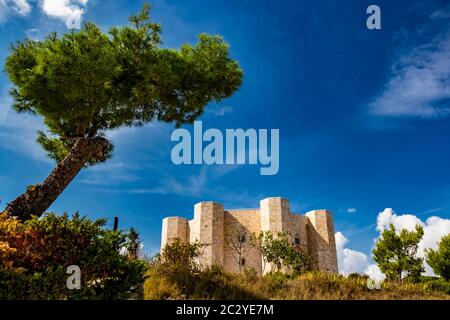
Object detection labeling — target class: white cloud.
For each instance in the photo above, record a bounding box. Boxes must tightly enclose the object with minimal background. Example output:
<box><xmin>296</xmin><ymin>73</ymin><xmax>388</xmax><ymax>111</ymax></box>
<box><xmin>0</xmin><ymin>0</ymin><xmax>31</xmax><ymax>22</ymax></box>
<box><xmin>1</xmin><ymin>0</ymin><xmax>90</xmax><ymax>26</ymax></box>
<box><xmin>335</xmin><ymin>230</ymin><xmax>381</xmax><ymax>280</ymax></box>
<box><xmin>41</xmin><ymin>0</ymin><xmax>88</xmax><ymax>27</ymax></box>
<box><xmin>369</xmin><ymin>8</ymin><xmax>450</xmax><ymax>119</ymax></box>
<box><xmin>335</xmin><ymin>231</ymin><xmax>369</xmax><ymax>275</ymax></box>
<box><xmin>364</xmin><ymin>264</ymin><xmax>385</xmax><ymax>282</ymax></box>
<box><xmin>10</xmin><ymin>0</ymin><xmax>31</xmax><ymax>15</ymax></box>
<box><xmin>206</xmin><ymin>105</ymin><xmax>233</xmax><ymax>117</ymax></box>
<box><xmin>347</xmin><ymin>208</ymin><xmax>357</xmax><ymax>213</ymax></box>
<box><xmin>376</xmin><ymin>208</ymin><xmax>423</xmax><ymax>232</ymax></box>
<box><xmin>336</xmin><ymin>208</ymin><xmax>450</xmax><ymax>279</ymax></box>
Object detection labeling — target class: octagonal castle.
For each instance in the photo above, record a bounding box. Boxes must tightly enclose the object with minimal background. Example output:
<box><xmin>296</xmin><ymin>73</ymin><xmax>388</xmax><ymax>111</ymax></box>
<box><xmin>161</xmin><ymin>197</ymin><xmax>338</xmax><ymax>275</ymax></box>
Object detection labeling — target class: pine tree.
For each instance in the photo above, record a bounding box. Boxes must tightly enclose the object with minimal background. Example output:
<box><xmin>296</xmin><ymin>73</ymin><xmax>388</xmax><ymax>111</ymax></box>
<box><xmin>2</xmin><ymin>4</ymin><xmax>242</xmax><ymax>220</ymax></box>
<box><xmin>426</xmin><ymin>234</ymin><xmax>450</xmax><ymax>280</ymax></box>
<box><xmin>372</xmin><ymin>224</ymin><xmax>424</xmax><ymax>281</ymax></box>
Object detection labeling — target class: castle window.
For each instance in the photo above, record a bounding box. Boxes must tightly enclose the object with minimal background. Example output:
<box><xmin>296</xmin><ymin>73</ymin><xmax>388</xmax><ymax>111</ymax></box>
<box><xmin>241</xmin><ymin>257</ymin><xmax>246</xmax><ymax>266</ymax></box>
<box><xmin>294</xmin><ymin>233</ymin><xmax>300</xmax><ymax>245</ymax></box>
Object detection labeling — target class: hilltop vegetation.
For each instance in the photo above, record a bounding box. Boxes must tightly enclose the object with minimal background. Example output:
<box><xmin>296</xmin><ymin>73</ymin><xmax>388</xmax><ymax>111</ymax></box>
<box><xmin>145</xmin><ymin>267</ymin><xmax>450</xmax><ymax>300</ymax></box>
<box><xmin>144</xmin><ymin>239</ymin><xmax>450</xmax><ymax>300</ymax></box>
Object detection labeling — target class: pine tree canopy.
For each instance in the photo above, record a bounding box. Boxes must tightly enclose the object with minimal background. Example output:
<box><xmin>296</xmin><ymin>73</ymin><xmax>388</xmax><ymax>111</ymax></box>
<box><xmin>4</xmin><ymin>4</ymin><xmax>243</xmax><ymax>164</ymax></box>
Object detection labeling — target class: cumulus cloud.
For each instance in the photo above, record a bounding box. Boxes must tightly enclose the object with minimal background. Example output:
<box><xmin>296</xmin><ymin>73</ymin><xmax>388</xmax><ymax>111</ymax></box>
<box><xmin>41</xmin><ymin>0</ymin><xmax>88</xmax><ymax>28</ymax></box>
<box><xmin>335</xmin><ymin>208</ymin><xmax>450</xmax><ymax>279</ymax></box>
<box><xmin>347</xmin><ymin>208</ymin><xmax>357</xmax><ymax>213</ymax></box>
<box><xmin>376</xmin><ymin>208</ymin><xmax>423</xmax><ymax>232</ymax></box>
<box><xmin>335</xmin><ymin>231</ymin><xmax>369</xmax><ymax>275</ymax></box>
<box><xmin>0</xmin><ymin>1</ymin><xmax>89</xmax><ymax>26</ymax></box>
<box><xmin>364</xmin><ymin>264</ymin><xmax>385</xmax><ymax>282</ymax></box>
<box><xmin>0</xmin><ymin>0</ymin><xmax>31</xmax><ymax>22</ymax></box>
<box><xmin>369</xmin><ymin>7</ymin><xmax>450</xmax><ymax>118</ymax></box>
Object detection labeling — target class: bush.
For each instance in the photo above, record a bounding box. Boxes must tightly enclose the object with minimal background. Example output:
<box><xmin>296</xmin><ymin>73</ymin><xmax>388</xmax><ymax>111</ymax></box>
<box><xmin>0</xmin><ymin>212</ymin><xmax>147</xmax><ymax>300</ymax></box>
<box><xmin>422</xmin><ymin>278</ymin><xmax>450</xmax><ymax>295</ymax></box>
<box><xmin>347</xmin><ymin>272</ymin><xmax>368</xmax><ymax>280</ymax></box>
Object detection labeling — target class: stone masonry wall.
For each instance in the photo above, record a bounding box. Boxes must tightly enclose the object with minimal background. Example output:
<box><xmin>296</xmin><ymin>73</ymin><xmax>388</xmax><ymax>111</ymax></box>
<box><xmin>223</xmin><ymin>209</ymin><xmax>262</xmax><ymax>274</ymax></box>
<box><xmin>305</xmin><ymin>210</ymin><xmax>338</xmax><ymax>273</ymax></box>
<box><xmin>160</xmin><ymin>216</ymin><xmax>189</xmax><ymax>250</ymax></box>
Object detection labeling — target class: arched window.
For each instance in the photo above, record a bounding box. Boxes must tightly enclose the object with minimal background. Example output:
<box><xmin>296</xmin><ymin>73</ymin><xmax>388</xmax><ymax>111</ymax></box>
<box><xmin>241</xmin><ymin>257</ymin><xmax>246</xmax><ymax>266</ymax></box>
<box><xmin>294</xmin><ymin>233</ymin><xmax>300</xmax><ymax>245</ymax></box>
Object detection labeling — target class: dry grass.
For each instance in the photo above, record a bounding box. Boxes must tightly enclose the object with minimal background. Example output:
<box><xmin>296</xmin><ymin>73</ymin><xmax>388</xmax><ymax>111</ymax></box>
<box><xmin>144</xmin><ymin>266</ymin><xmax>450</xmax><ymax>300</ymax></box>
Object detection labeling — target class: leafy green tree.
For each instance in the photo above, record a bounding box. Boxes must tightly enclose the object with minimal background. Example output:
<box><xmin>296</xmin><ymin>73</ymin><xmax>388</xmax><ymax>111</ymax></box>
<box><xmin>372</xmin><ymin>224</ymin><xmax>425</xmax><ymax>281</ymax></box>
<box><xmin>2</xmin><ymin>4</ymin><xmax>243</xmax><ymax>221</ymax></box>
<box><xmin>250</xmin><ymin>231</ymin><xmax>312</xmax><ymax>273</ymax></box>
<box><xmin>426</xmin><ymin>234</ymin><xmax>450</xmax><ymax>281</ymax></box>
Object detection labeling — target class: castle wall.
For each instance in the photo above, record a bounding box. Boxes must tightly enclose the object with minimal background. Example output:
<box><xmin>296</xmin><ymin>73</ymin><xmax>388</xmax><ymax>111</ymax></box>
<box><xmin>223</xmin><ymin>209</ymin><xmax>262</xmax><ymax>274</ymax></box>
<box><xmin>286</xmin><ymin>213</ymin><xmax>309</xmax><ymax>254</ymax></box>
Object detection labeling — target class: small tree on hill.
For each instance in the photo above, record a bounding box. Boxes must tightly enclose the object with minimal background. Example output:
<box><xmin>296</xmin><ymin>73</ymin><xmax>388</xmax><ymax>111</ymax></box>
<box><xmin>372</xmin><ymin>224</ymin><xmax>424</xmax><ymax>281</ymax></box>
<box><xmin>426</xmin><ymin>234</ymin><xmax>450</xmax><ymax>281</ymax></box>
<box><xmin>250</xmin><ymin>231</ymin><xmax>312</xmax><ymax>274</ymax></box>
<box><xmin>158</xmin><ymin>239</ymin><xmax>202</xmax><ymax>273</ymax></box>
<box><xmin>2</xmin><ymin>4</ymin><xmax>243</xmax><ymax>221</ymax></box>
<box><xmin>126</xmin><ymin>227</ymin><xmax>141</xmax><ymax>260</ymax></box>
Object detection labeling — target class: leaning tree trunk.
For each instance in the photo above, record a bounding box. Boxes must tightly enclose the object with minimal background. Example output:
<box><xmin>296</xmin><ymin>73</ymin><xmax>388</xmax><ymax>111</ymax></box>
<box><xmin>2</xmin><ymin>137</ymin><xmax>109</xmax><ymax>221</ymax></box>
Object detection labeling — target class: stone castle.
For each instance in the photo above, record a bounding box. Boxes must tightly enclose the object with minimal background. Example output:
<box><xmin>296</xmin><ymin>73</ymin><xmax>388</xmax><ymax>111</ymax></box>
<box><xmin>161</xmin><ymin>197</ymin><xmax>338</xmax><ymax>275</ymax></box>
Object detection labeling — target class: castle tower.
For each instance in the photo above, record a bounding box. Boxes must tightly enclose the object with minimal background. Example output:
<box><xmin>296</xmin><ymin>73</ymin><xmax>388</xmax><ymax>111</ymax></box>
<box><xmin>260</xmin><ymin>197</ymin><xmax>290</xmax><ymax>273</ymax></box>
<box><xmin>260</xmin><ymin>197</ymin><xmax>290</xmax><ymax>232</ymax></box>
<box><xmin>192</xmin><ymin>201</ymin><xmax>225</xmax><ymax>266</ymax></box>
<box><xmin>160</xmin><ymin>216</ymin><xmax>189</xmax><ymax>251</ymax></box>
<box><xmin>305</xmin><ymin>210</ymin><xmax>338</xmax><ymax>273</ymax></box>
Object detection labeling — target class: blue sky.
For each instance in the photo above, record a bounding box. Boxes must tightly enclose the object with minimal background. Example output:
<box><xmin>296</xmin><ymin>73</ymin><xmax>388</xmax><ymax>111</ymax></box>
<box><xmin>1</xmin><ymin>0</ymin><xmax>450</xmax><ymax>273</ymax></box>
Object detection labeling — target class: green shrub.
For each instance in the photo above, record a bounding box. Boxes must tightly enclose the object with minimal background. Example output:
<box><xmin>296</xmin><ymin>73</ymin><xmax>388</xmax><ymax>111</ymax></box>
<box><xmin>0</xmin><ymin>212</ymin><xmax>147</xmax><ymax>300</ymax></box>
<box><xmin>347</xmin><ymin>272</ymin><xmax>368</xmax><ymax>280</ymax></box>
<box><xmin>419</xmin><ymin>278</ymin><xmax>450</xmax><ymax>295</ymax></box>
